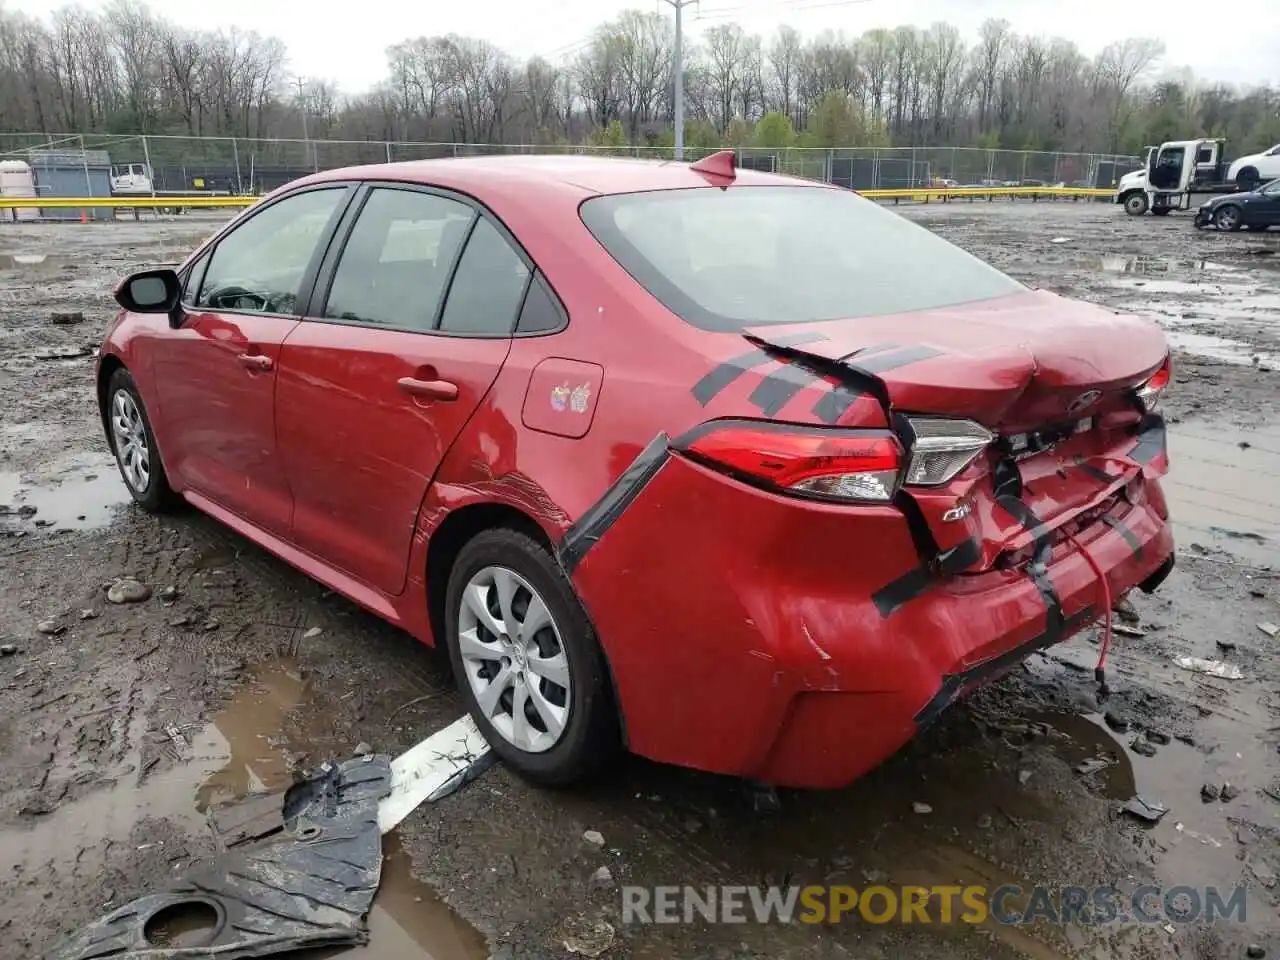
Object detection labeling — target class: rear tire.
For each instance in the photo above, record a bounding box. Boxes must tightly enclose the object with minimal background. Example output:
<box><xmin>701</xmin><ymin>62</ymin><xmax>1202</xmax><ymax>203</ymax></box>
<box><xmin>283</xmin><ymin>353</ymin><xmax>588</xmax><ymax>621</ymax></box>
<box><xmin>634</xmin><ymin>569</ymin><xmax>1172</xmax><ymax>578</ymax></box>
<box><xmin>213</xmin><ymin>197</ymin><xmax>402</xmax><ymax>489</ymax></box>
<box><xmin>106</xmin><ymin>368</ymin><xmax>178</xmax><ymax>513</ymax></box>
<box><xmin>1236</xmin><ymin>167</ymin><xmax>1260</xmax><ymax>192</ymax></box>
<box><xmin>1214</xmin><ymin>205</ymin><xmax>1243</xmax><ymax>232</ymax></box>
<box><xmin>1123</xmin><ymin>192</ymin><xmax>1149</xmax><ymax>216</ymax></box>
<box><xmin>443</xmin><ymin>528</ymin><xmax>621</xmax><ymax>786</ymax></box>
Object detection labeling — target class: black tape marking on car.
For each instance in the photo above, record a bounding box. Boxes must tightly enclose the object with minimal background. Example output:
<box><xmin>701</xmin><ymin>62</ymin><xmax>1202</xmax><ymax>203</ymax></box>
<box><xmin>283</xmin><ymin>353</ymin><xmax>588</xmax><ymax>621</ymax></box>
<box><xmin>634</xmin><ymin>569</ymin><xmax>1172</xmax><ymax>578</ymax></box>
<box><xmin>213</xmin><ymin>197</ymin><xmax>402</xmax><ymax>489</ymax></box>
<box><xmin>1129</xmin><ymin>413</ymin><xmax>1167</xmax><ymax>465</ymax></box>
<box><xmin>1102</xmin><ymin>515</ymin><xmax>1144</xmax><ymax>562</ymax></box>
<box><xmin>871</xmin><ymin>537</ymin><xmax>983</xmax><ymax>618</ymax></box>
<box><xmin>913</xmin><ymin>600</ymin><xmax>1094</xmax><ymax>728</ymax></box>
<box><xmin>1073</xmin><ymin>455</ymin><xmax>1114</xmax><ymax>485</ymax></box>
<box><xmin>691</xmin><ymin>332</ymin><xmax>827</xmax><ymax>405</ymax></box>
<box><xmin>747</xmin><ymin>343</ymin><xmax>901</xmax><ymax>418</ymax></box>
<box><xmin>559</xmin><ymin>432</ymin><xmax>671</xmax><ymax>574</ymax></box>
<box><xmin>746</xmin><ymin>336</ymin><xmax>893</xmax><ymax>420</ymax></box>
<box><xmin>809</xmin><ymin>345</ymin><xmax>946</xmax><ymax>424</ymax></box>
<box><xmin>915</xmin><ymin>458</ymin><xmax>1093</xmax><ymax>726</ymax></box>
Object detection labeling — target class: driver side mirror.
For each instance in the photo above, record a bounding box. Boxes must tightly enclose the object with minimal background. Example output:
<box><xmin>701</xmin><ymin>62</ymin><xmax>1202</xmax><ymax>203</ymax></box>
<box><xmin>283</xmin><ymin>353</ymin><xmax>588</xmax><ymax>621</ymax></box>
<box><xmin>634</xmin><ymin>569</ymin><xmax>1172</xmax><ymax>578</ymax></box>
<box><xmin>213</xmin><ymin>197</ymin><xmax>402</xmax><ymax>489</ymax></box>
<box><xmin>114</xmin><ymin>268</ymin><xmax>181</xmax><ymax>315</ymax></box>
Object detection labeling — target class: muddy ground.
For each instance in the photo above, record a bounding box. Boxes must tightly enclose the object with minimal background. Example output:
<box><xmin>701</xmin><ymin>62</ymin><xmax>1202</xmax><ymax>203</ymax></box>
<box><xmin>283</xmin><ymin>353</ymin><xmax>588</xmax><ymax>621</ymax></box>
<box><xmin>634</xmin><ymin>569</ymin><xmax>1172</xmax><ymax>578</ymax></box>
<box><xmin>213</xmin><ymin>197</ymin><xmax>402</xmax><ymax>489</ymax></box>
<box><xmin>1</xmin><ymin>200</ymin><xmax>1278</xmax><ymax>960</ymax></box>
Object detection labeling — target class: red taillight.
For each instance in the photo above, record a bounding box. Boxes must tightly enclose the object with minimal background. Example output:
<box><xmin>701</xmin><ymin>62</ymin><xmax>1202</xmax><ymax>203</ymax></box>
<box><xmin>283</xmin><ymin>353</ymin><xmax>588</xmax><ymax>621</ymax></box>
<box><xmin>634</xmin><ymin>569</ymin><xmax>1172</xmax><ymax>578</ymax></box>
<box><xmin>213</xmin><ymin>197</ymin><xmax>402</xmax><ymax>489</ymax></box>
<box><xmin>1135</xmin><ymin>356</ymin><xmax>1172</xmax><ymax>411</ymax></box>
<box><xmin>679</xmin><ymin>422</ymin><xmax>904</xmax><ymax>503</ymax></box>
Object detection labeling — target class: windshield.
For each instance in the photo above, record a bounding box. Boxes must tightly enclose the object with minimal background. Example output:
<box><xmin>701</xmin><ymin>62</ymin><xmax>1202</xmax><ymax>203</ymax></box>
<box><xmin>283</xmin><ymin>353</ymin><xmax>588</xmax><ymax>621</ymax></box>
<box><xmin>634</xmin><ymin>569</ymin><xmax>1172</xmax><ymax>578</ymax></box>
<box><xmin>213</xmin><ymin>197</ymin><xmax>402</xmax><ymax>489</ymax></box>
<box><xmin>580</xmin><ymin>185</ymin><xmax>1025</xmax><ymax>332</ymax></box>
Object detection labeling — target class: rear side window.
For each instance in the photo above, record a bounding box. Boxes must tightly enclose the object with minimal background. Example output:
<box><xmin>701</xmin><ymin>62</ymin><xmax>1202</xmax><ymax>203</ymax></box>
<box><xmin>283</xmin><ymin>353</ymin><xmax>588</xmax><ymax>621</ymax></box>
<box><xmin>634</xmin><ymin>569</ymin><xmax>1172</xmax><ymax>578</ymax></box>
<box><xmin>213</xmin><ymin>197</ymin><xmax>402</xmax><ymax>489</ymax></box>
<box><xmin>438</xmin><ymin>218</ymin><xmax>531</xmax><ymax>336</ymax></box>
<box><xmin>516</xmin><ymin>272</ymin><xmax>565</xmax><ymax>334</ymax></box>
<box><xmin>197</xmin><ymin>187</ymin><xmax>345</xmax><ymax>315</ymax></box>
<box><xmin>579</xmin><ymin>186</ymin><xmax>1025</xmax><ymax>332</ymax></box>
<box><xmin>323</xmin><ymin>188</ymin><xmax>474</xmax><ymax>331</ymax></box>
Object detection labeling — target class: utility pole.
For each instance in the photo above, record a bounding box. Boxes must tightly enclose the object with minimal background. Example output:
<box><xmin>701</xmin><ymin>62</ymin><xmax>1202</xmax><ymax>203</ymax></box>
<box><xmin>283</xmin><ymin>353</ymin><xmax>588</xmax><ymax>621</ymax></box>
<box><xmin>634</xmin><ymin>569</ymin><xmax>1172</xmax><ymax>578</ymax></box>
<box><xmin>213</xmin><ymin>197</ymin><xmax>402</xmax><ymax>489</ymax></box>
<box><xmin>661</xmin><ymin>0</ymin><xmax>697</xmax><ymax>160</ymax></box>
<box><xmin>293</xmin><ymin>77</ymin><xmax>312</xmax><ymax>172</ymax></box>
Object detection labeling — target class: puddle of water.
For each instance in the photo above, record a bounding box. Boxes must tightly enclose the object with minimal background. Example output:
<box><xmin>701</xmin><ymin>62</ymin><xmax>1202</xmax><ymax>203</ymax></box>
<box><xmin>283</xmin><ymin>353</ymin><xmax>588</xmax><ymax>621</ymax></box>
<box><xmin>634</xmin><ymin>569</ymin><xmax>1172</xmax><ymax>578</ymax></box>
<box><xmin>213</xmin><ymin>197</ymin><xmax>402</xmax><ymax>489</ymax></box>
<box><xmin>0</xmin><ymin>252</ymin><xmax>62</xmax><ymax>269</ymax></box>
<box><xmin>0</xmin><ymin>660</ymin><xmax>308</xmax><ymax>879</ymax></box>
<box><xmin>1164</xmin><ymin>421</ymin><xmax>1280</xmax><ymax>566</ymax></box>
<box><xmin>2</xmin><ymin>660</ymin><xmax>487</xmax><ymax>959</ymax></box>
<box><xmin>0</xmin><ymin>452</ymin><xmax>132</xmax><ymax>532</ymax></box>
<box><xmin>329</xmin><ymin>833</ymin><xmax>489</xmax><ymax>960</ymax></box>
<box><xmin>1163</xmin><ymin>331</ymin><xmax>1274</xmax><ymax>369</ymax></box>
<box><xmin>1031</xmin><ymin>710</ymin><xmax>1135</xmax><ymax>800</ymax></box>
<box><xmin>1096</xmin><ymin>255</ymin><xmax>1232</xmax><ymax>276</ymax></box>
<box><xmin>1032</xmin><ymin>704</ymin><xmax>1277</xmax><ymax>920</ymax></box>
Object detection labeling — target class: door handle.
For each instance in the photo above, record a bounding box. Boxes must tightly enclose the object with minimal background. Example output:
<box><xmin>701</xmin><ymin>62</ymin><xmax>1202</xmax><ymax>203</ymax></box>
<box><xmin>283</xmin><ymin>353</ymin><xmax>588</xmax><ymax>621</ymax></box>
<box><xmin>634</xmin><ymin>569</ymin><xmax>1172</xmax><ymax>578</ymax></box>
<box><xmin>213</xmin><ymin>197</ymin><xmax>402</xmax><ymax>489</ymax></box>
<box><xmin>398</xmin><ymin>377</ymin><xmax>458</xmax><ymax>401</ymax></box>
<box><xmin>237</xmin><ymin>352</ymin><xmax>273</xmax><ymax>372</ymax></box>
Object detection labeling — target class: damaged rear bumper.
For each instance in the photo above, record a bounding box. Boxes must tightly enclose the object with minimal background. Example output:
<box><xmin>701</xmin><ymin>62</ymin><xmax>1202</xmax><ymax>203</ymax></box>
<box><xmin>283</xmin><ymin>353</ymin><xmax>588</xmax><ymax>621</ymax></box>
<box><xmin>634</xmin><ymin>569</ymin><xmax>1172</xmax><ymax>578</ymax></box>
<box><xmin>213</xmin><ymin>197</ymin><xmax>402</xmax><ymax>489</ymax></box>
<box><xmin>566</xmin><ymin>443</ymin><xmax>1175</xmax><ymax>790</ymax></box>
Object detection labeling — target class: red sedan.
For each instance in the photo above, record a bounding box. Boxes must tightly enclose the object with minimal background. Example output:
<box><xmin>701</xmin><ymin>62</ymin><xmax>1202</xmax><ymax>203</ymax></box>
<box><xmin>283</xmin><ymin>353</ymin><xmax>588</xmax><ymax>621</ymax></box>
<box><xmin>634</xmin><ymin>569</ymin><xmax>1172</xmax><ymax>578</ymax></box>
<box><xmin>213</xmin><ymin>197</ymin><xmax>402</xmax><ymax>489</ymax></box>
<box><xmin>98</xmin><ymin>152</ymin><xmax>1175</xmax><ymax>789</ymax></box>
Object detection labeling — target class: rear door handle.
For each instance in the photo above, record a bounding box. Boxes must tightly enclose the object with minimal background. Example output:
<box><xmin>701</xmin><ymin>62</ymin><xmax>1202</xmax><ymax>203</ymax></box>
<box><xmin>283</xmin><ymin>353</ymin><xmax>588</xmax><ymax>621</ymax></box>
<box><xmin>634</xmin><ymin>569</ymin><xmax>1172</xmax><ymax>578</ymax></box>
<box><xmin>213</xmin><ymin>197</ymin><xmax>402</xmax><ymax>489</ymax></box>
<box><xmin>398</xmin><ymin>377</ymin><xmax>458</xmax><ymax>401</ymax></box>
<box><xmin>237</xmin><ymin>352</ymin><xmax>273</xmax><ymax>372</ymax></box>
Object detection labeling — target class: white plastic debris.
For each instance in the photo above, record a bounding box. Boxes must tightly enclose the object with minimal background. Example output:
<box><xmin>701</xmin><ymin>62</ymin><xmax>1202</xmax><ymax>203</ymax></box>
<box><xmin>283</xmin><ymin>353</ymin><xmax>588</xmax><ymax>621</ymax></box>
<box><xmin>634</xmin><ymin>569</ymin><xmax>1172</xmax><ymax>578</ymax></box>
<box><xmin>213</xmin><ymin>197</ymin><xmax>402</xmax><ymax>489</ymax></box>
<box><xmin>1258</xmin><ymin>622</ymin><xmax>1278</xmax><ymax>638</ymax></box>
<box><xmin>1173</xmin><ymin>656</ymin><xmax>1244</xmax><ymax>680</ymax></box>
<box><xmin>376</xmin><ymin>714</ymin><xmax>491</xmax><ymax>833</ymax></box>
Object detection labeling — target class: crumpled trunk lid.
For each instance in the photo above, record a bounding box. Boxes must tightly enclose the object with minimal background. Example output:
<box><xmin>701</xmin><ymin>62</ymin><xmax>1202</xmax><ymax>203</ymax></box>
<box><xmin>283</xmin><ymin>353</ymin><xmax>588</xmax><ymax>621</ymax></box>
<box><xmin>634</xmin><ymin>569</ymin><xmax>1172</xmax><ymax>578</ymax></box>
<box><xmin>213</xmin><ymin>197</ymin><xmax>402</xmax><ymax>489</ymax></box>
<box><xmin>744</xmin><ymin>288</ymin><xmax>1168</xmax><ymax>432</ymax></box>
<box><xmin>738</xmin><ymin>288</ymin><xmax>1170</xmax><ymax>573</ymax></box>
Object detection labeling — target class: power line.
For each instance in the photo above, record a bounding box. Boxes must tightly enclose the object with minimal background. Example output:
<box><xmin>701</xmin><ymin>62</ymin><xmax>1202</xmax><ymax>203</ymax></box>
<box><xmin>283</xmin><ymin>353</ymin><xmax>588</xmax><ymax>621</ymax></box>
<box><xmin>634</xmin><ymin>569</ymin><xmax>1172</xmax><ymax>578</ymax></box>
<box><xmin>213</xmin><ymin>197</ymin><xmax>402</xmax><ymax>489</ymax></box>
<box><xmin>696</xmin><ymin>0</ymin><xmax>873</xmax><ymax>21</ymax></box>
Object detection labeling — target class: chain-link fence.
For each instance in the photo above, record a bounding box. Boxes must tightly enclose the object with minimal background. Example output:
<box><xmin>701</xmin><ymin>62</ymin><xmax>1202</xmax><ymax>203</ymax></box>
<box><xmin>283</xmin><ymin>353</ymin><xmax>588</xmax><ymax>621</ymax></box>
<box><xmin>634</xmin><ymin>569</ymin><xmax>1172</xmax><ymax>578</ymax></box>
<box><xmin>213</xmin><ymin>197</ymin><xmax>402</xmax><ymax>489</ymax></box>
<box><xmin>0</xmin><ymin>133</ymin><xmax>1143</xmax><ymax>195</ymax></box>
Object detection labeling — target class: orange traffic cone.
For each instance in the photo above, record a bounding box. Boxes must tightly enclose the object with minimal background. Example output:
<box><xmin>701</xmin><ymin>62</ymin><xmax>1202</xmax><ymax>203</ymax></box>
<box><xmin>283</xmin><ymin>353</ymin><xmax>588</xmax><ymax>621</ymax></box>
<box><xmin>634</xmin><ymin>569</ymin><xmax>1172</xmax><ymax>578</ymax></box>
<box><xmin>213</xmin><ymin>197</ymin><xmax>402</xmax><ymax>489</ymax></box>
<box><xmin>79</xmin><ymin>209</ymin><xmax>88</xmax><ymax>224</ymax></box>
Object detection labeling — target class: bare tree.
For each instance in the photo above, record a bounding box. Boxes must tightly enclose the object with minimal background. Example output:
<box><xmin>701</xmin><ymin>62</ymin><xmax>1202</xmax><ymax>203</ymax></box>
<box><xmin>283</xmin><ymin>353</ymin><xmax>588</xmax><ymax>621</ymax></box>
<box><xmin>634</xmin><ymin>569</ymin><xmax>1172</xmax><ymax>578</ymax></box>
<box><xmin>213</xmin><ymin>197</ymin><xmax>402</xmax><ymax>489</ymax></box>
<box><xmin>0</xmin><ymin>1</ymin><xmax>1271</xmax><ymax>165</ymax></box>
<box><xmin>767</xmin><ymin>26</ymin><xmax>802</xmax><ymax>125</ymax></box>
<box><xmin>972</xmin><ymin>18</ymin><xmax>1011</xmax><ymax>130</ymax></box>
<box><xmin>704</xmin><ymin>23</ymin><xmax>750</xmax><ymax>133</ymax></box>
<box><xmin>859</xmin><ymin>28</ymin><xmax>893</xmax><ymax>125</ymax></box>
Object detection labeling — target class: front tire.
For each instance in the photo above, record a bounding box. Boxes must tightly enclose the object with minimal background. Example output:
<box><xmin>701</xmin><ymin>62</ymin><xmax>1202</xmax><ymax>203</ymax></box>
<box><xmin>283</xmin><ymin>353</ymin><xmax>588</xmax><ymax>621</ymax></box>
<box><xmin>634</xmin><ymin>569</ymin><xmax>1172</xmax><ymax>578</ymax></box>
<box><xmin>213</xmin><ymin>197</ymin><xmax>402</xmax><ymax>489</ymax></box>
<box><xmin>1123</xmin><ymin>192</ymin><xmax>1149</xmax><ymax>216</ymax></box>
<box><xmin>1215</xmin><ymin>205</ymin><xmax>1243</xmax><ymax>232</ymax></box>
<box><xmin>444</xmin><ymin>528</ymin><xmax>620</xmax><ymax>786</ymax></box>
<box><xmin>107</xmin><ymin>368</ymin><xmax>178</xmax><ymax>513</ymax></box>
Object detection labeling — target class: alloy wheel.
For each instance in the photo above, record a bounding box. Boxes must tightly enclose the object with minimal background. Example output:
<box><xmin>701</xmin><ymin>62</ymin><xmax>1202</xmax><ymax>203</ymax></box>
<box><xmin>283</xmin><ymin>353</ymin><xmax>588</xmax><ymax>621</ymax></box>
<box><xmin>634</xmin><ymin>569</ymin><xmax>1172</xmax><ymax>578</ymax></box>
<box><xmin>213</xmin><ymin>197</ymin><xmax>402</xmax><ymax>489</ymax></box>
<box><xmin>111</xmin><ymin>389</ymin><xmax>151</xmax><ymax>494</ymax></box>
<box><xmin>457</xmin><ymin>565</ymin><xmax>571</xmax><ymax>753</ymax></box>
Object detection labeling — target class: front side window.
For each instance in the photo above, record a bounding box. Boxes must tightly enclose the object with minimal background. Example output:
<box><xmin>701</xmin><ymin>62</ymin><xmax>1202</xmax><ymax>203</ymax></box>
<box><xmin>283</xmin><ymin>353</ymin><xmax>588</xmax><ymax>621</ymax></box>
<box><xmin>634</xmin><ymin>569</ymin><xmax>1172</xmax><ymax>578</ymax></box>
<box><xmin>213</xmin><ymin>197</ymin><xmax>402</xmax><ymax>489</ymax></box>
<box><xmin>324</xmin><ymin>188</ymin><xmax>475</xmax><ymax>330</ymax></box>
<box><xmin>196</xmin><ymin>188</ymin><xmax>345</xmax><ymax>315</ymax></box>
<box><xmin>579</xmin><ymin>186</ymin><xmax>1025</xmax><ymax>332</ymax></box>
<box><xmin>181</xmin><ymin>254</ymin><xmax>209</xmax><ymax>306</ymax></box>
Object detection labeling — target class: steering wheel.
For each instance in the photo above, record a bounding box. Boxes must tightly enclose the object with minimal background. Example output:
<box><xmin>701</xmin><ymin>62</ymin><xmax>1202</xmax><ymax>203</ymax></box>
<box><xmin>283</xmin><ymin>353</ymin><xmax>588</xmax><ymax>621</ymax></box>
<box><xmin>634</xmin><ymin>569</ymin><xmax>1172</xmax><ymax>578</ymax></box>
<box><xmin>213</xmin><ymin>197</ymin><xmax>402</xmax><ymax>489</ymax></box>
<box><xmin>205</xmin><ymin>284</ymin><xmax>271</xmax><ymax>312</ymax></box>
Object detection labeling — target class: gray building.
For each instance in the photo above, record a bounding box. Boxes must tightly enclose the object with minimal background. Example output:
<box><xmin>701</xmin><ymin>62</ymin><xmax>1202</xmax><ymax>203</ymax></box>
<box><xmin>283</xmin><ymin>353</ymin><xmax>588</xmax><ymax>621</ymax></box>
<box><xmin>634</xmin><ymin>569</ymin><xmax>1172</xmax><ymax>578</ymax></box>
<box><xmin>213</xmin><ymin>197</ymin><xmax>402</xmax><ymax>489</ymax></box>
<box><xmin>26</xmin><ymin>149</ymin><xmax>114</xmax><ymax>221</ymax></box>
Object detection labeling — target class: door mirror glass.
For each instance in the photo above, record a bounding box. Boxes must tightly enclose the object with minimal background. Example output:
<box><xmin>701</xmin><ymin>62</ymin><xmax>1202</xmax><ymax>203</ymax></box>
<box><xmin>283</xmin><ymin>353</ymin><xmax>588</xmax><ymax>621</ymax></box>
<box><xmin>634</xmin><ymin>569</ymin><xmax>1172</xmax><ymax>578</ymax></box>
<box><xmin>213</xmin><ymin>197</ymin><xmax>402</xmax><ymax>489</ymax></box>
<box><xmin>115</xmin><ymin>269</ymin><xmax>181</xmax><ymax>313</ymax></box>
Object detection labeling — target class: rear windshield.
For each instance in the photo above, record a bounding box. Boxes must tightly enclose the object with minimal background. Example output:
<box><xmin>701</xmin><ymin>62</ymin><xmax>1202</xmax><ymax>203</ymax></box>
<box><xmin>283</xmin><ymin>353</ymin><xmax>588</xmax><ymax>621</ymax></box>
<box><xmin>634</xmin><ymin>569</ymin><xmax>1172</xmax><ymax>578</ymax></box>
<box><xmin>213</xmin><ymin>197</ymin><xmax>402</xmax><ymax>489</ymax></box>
<box><xmin>579</xmin><ymin>185</ymin><xmax>1025</xmax><ymax>332</ymax></box>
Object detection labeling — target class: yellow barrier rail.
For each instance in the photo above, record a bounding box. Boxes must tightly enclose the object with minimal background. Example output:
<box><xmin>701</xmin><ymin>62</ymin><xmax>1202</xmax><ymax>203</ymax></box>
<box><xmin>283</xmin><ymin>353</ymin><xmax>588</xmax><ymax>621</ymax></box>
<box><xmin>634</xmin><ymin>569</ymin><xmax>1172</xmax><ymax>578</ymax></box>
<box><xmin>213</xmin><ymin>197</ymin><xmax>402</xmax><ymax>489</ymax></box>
<box><xmin>0</xmin><ymin>195</ymin><xmax>258</xmax><ymax>209</ymax></box>
<box><xmin>859</xmin><ymin>185</ymin><xmax>1115</xmax><ymax>199</ymax></box>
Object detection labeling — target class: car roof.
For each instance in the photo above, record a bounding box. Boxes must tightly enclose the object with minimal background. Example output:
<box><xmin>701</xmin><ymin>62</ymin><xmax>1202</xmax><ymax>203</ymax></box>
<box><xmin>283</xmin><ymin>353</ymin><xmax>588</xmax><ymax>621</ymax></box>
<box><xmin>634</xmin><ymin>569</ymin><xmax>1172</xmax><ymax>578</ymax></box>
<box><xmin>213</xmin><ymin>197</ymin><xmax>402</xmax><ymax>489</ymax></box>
<box><xmin>300</xmin><ymin>154</ymin><xmax>828</xmax><ymax>202</ymax></box>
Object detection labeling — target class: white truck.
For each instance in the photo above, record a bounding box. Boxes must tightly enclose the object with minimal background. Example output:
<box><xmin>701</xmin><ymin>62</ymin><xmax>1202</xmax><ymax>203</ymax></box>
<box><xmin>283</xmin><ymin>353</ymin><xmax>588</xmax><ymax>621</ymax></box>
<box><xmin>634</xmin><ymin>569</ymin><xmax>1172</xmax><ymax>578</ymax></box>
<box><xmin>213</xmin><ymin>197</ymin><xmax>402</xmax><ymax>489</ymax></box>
<box><xmin>1115</xmin><ymin>139</ymin><xmax>1256</xmax><ymax>216</ymax></box>
<box><xmin>110</xmin><ymin>162</ymin><xmax>155</xmax><ymax>196</ymax></box>
<box><xmin>1227</xmin><ymin>145</ymin><xmax>1280</xmax><ymax>192</ymax></box>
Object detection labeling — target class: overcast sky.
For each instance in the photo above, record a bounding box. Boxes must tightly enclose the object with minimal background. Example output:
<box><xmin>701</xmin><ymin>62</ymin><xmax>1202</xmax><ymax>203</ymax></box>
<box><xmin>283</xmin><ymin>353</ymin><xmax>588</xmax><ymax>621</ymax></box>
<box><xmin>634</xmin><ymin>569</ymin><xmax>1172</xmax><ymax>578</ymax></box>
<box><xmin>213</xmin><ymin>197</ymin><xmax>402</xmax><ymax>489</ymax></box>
<box><xmin>12</xmin><ymin>0</ymin><xmax>1279</xmax><ymax>92</ymax></box>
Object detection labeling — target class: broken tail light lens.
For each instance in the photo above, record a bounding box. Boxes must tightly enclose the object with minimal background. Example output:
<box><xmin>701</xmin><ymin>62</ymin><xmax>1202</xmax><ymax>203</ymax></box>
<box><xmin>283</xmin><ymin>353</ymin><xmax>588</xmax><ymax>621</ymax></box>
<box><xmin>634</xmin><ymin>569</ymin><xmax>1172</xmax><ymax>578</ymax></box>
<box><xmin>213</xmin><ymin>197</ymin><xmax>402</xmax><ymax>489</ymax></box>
<box><xmin>1134</xmin><ymin>356</ymin><xmax>1172</xmax><ymax>411</ymax></box>
<box><xmin>903</xmin><ymin>417</ymin><xmax>994</xmax><ymax>486</ymax></box>
<box><xmin>680</xmin><ymin>423</ymin><xmax>903</xmax><ymax>503</ymax></box>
